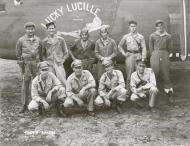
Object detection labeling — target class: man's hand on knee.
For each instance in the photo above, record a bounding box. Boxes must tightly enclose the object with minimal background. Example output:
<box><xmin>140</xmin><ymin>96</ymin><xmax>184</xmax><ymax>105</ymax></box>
<box><xmin>138</xmin><ymin>93</ymin><xmax>146</xmax><ymax>98</ymax></box>
<box><xmin>104</xmin><ymin>95</ymin><xmax>111</xmax><ymax>107</ymax></box>
<box><xmin>46</xmin><ymin>91</ymin><xmax>52</xmax><ymax>103</ymax></box>
<box><xmin>76</xmin><ymin>98</ymin><xmax>84</xmax><ymax>107</ymax></box>
<box><xmin>40</xmin><ymin>100</ymin><xmax>50</xmax><ymax>111</ymax></box>
<box><xmin>72</xmin><ymin>95</ymin><xmax>84</xmax><ymax>107</ymax></box>
<box><xmin>78</xmin><ymin>88</ymin><xmax>86</xmax><ymax>98</ymax></box>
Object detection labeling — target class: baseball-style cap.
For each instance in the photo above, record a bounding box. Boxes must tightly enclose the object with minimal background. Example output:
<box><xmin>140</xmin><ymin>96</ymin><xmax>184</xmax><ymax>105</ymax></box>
<box><xmin>102</xmin><ymin>59</ymin><xmax>113</xmax><ymax>67</ymax></box>
<box><xmin>155</xmin><ymin>19</ymin><xmax>164</xmax><ymax>27</ymax></box>
<box><xmin>136</xmin><ymin>58</ymin><xmax>147</xmax><ymax>65</ymax></box>
<box><xmin>37</xmin><ymin>61</ymin><xmax>49</xmax><ymax>70</ymax></box>
<box><xmin>24</xmin><ymin>22</ymin><xmax>35</xmax><ymax>28</ymax></box>
<box><xmin>71</xmin><ymin>59</ymin><xmax>82</xmax><ymax>68</ymax></box>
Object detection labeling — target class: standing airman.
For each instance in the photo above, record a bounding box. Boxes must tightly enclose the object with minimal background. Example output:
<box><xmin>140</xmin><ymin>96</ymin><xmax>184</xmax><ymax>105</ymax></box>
<box><xmin>118</xmin><ymin>20</ymin><xmax>147</xmax><ymax>92</ymax></box>
<box><xmin>42</xmin><ymin>22</ymin><xmax>69</xmax><ymax>86</ymax></box>
<box><xmin>69</xmin><ymin>28</ymin><xmax>96</xmax><ymax>72</ymax></box>
<box><xmin>16</xmin><ymin>22</ymin><xmax>42</xmax><ymax>113</ymax></box>
<box><xmin>149</xmin><ymin>20</ymin><xmax>174</xmax><ymax>103</ymax></box>
<box><xmin>95</xmin><ymin>26</ymin><xmax>117</xmax><ymax>79</ymax></box>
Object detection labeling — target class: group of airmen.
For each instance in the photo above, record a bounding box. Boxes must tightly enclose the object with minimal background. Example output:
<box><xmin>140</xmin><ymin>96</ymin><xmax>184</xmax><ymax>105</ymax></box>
<box><xmin>16</xmin><ymin>19</ymin><xmax>174</xmax><ymax>117</ymax></box>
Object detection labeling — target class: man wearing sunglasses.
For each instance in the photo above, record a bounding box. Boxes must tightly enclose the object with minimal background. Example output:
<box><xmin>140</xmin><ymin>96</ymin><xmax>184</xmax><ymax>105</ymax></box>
<box><xmin>28</xmin><ymin>61</ymin><xmax>67</xmax><ymax>116</ymax></box>
<box><xmin>130</xmin><ymin>59</ymin><xmax>158</xmax><ymax>112</ymax></box>
<box><xmin>94</xmin><ymin>59</ymin><xmax>128</xmax><ymax>113</ymax></box>
<box><xmin>65</xmin><ymin>59</ymin><xmax>97</xmax><ymax>116</ymax></box>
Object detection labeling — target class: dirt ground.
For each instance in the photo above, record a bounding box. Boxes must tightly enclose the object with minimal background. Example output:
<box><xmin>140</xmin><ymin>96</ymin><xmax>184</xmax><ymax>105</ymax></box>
<box><xmin>0</xmin><ymin>58</ymin><xmax>190</xmax><ymax>146</ymax></box>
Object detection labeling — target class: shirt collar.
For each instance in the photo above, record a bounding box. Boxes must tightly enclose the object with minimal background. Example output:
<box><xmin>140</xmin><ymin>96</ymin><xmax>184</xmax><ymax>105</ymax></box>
<box><xmin>100</xmin><ymin>37</ymin><xmax>110</xmax><ymax>43</ymax></box>
<box><xmin>80</xmin><ymin>39</ymin><xmax>88</xmax><ymax>48</ymax></box>
<box><xmin>24</xmin><ymin>34</ymin><xmax>36</xmax><ymax>41</ymax></box>
<box><xmin>47</xmin><ymin>35</ymin><xmax>59</xmax><ymax>44</ymax></box>
<box><xmin>80</xmin><ymin>39</ymin><xmax>88</xmax><ymax>43</ymax></box>
<box><xmin>137</xmin><ymin>69</ymin><xmax>146</xmax><ymax>77</ymax></box>
<box><xmin>130</xmin><ymin>32</ymin><xmax>140</xmax><ymax>38</ymax></box>
<box><xmin>73</xmin><ymin>70</ymin><xmax>85</xmax><ymax>80</ymax></box>
<box><xmin>155</xmin><ymin>30</ymin><xmax>169</xmax><ymax>36</ymax></box>
<box><xmin>37</xmin><ymin>73</ymin><xmax>50</xmax><ymax>83</ymax></box>
<box><xmin>105</xmin><ymin>70</ymin><xmax>116</xmax><ymax>80</ymax></box>
<box><xmin>38</xmin><ymin>74</ymin><xmax>43</xmax><ymax>83</ymax></box>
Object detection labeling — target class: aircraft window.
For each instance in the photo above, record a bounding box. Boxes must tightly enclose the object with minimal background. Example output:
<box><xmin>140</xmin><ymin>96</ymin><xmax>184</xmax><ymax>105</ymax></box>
<box><xmin>0</xmin><ymin>3</ymin><xmax>5</xmax><ymax>12</ymax></box>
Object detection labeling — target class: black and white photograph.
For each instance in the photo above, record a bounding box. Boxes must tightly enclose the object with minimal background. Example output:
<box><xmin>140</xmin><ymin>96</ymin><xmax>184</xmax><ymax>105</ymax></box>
<box><xmin>0</xmin><ymin>0</ymin><xmax>189</xmax><ymax>145</ymax></box>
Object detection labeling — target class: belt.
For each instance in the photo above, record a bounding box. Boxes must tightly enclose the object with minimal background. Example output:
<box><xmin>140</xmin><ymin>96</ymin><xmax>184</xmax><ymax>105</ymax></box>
<box><xmin>82</xmin><ymin>58</ymin><xmax>95</xmax><ymax>64</ymax></box>
<box><xmin>127</xmin><ymin>50</ymin><xmax>140</xmax><ymax>54</ymax></box>
<box><xmin>153</xmin><ymin>49</ymin><xmax>168</xmax><ymax>52</ymax></box>
<box><xmin>22</xmin><ymin>55</ymin><xmax>36</xmax><ymax>61</ymax></box>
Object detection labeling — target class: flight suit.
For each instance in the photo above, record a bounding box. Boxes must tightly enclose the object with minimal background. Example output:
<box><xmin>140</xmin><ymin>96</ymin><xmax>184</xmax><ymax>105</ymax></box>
<box><xmin>95</xmin><ymin>37</ymin><xmax>117</xmax><ymax>79</ymax></box>
<box><xmin>95</xmin><ymin>70</ymin><xmax>127</xmax><ymax>106</ymax></box>
<box><xmin>149</xmin><ymin>31</ymin><xmax>173</xmax><ymax>93</ymax></box>
<box><xmin>130</xmin><ymin>68</ymin><xmax>158</xmax><ymax>107</ymax></box>
<box><xmin>16</xmin><ymin>34</ymin><xmax>42</xmax><ymax>107</ymax></box>
<box><xmin>28</xmin><ymin>72</ymin><xmax>66</xmax><ymax>111</ymax></box>
<box><xmin>70</xmin><ymin>39</ymin><xmax>95</xmax><ymax>70</ymax></box>
<box><xmin>42</xmin><ymin>35</ymin><xmax>69</xmax><ymax>86</ymax></box>
<box><xmin>118</xmin><ymin>33</ymin><xmax>147</xmax><ymax>84</ymax></box>
<box><xmin>65</xmin><ymin>70</ymin><xmax>97</xmax><ymax>112</ymax></box>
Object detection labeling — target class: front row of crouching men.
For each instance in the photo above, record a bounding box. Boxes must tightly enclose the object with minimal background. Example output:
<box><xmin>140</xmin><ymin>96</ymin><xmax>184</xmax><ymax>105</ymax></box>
<box><xmin>28</xmin><ymin>58</ymin><xmax>158</xmax><ymax>117</ymax></box>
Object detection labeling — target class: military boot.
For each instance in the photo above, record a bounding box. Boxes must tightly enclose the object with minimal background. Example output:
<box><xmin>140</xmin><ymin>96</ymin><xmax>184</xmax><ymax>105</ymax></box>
<box><xmin>87</xmin><ymin>111</ymin><xmax>96</xmax><ymax>117</ymax></box>
<box><xmin>38</xmin><ymin>102</ymin><xmax>43</xmax><ymax>115</ymax></box>
<box><xmin>115</xmin><ymin>100</ymin><xmax>123</xmax><ymax>114</ymax></box>
<box><xmin>148</xmin><ymin>106</ymin><xmax>157</xmax><ymax>113</ymax></box>
<box><xmin>19</xmin><ymin>105</ymin><xmax>27</xmax><ymax>113</ymax></box>
<box><xmin>167</xmin><ymin>91</ymin><xmax>175</xmax><ymax>104</ymax></box>
<box><xmin>56</xmin><ymin>100</ymin><xmax>67</xmax><ymax>117</ymax></box>
<box><xmin>134</xmin><ymin>101</ymin><xmax>143</xmax><ymax>109</ymax></box>
<box><xmin>116</xmin><ymin>106</ymin><xmax>122</xmax><ymax>114</ymax></box>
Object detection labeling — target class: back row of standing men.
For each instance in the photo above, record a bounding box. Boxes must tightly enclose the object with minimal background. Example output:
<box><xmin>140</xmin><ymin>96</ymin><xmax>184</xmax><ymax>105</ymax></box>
<box><xmin>16</xmin><ymin>20</ymin><xmax>174</xmax><ymax>116</ymax></box>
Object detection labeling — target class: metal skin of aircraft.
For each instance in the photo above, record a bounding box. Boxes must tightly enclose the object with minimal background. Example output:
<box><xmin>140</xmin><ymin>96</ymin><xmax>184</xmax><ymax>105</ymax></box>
<box><xmin>0</xmin><ymin>0</ymin><xmax>189</xmax><ymax>61</ymax></box>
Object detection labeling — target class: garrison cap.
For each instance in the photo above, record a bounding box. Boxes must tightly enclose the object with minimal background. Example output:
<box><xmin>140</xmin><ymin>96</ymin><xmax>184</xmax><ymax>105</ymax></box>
<box><xmin>136</xmin><ymin>58</ymin><xmax>147</xmax><ymax>65</ymax></box>
<box><xmin>71</xmin><ymin>59</ymin><xmax>82</xmax><ymax>68</ymax></box>
<box><xmin>37</xmin><ymin>61</ymin><xmax>49</xmax><ymax>70</ymax></box>
<box><xmin>46</xmin><ymin>21</ymin><xmax>56</xmax><ymax>28</ymax></box>
<box><xmin>24</xmin><ymin>22</ymin><xmax>35</xmax><ymax>28</ymax></box>
<box><xmin>102</xmin><ymin>59</ymin><xmax>113</xmax><ymax>67</ymax></box>
<box><xmin>155</xmin><ymin>19</ymin><xmax>164</xmax><ymax>27</ymax></box>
